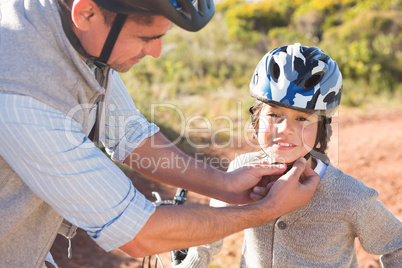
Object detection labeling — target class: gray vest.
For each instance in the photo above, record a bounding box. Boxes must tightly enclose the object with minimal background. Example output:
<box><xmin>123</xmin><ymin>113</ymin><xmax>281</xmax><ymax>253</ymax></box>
<box><xmin>0</xmin><ymin>157</ymin><xmax>64</xmax><ymax>267</ymax></box>
<box><xmin>0</xmin><ymin>0</ymin><xmax>111</xmax><ymax>266</ymax></box>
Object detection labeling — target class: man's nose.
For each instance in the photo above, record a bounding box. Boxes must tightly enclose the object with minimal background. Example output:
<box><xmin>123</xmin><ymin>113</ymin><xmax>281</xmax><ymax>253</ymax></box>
<box><xmin>142</xmin><ymin>38</ymin><xmax>162</xmax><ymax>58</ymax></box>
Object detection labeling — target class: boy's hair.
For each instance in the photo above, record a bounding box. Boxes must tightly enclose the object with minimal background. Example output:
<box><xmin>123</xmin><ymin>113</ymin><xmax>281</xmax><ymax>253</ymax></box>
<box><xmin>250</xmin><ymin>100</ymin><xmax>332</xmax><ymax>160</ymax></box>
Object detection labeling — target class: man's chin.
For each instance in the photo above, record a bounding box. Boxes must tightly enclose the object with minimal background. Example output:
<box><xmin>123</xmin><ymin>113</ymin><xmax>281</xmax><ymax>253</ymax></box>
<box><xmin>109</xmin><ymin>62</ymin><xmax>135</xmax><ymax>73</ymax></box>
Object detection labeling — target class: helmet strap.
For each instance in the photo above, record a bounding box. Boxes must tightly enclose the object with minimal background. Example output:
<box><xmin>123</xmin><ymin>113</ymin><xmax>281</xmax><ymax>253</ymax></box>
<box><xmin>95</xmin><ymin>14</ymin><xmax>128</xmax><ymax>68</ymax></box>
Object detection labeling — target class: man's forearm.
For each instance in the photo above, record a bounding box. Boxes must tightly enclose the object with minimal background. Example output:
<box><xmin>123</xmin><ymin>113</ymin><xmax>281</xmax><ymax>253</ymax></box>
<box><xmin>119</xmin><ymin>202</ymin><xmax>269</xmax><ymax>258</ymax></box>
<box><xmin>124</xmin><ymin>132</ymin><xmax>226</xmax><ymax>199</ymax></box>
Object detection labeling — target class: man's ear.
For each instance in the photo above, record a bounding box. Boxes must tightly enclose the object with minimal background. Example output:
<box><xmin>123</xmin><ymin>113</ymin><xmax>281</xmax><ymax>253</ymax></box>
<box><xmin>71</xmin><ymin>0</ymin><xmax>102</xmax><ymax>31</ymax></box>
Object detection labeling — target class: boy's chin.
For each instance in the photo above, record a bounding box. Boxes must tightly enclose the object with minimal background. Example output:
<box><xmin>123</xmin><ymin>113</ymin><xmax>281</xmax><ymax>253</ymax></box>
<box><xmin>261</xmin><ymin>149</ymin><xmax>306</xmax><ymax>165</ymax></box>
<box><xmin>270</xmin><ymin>156</ymin><xmax>296</xmax><ymax>165</ymax></box>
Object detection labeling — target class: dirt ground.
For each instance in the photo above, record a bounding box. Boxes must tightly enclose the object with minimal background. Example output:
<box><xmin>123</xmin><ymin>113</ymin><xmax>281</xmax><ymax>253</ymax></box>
<box><xmin>51</xmin><ymin>107</ymin><xmax>402</xmax><ymax>268</ymax></box>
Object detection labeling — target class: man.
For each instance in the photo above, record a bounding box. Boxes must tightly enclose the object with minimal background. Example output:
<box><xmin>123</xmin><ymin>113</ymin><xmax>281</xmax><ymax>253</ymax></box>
<box><xmin>0</xmin><ymin>0</ymin><xmax>320</xmax><ymax>267</ymax></box>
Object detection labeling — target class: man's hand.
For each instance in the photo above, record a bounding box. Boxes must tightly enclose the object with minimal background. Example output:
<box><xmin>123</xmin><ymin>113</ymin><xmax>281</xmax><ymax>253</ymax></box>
<box><xmin>221</xmin><ymin>162</ymin><xmax>286</xmax><ymax>204</ymax></box>
<box><xmin>250</xmin><ymin>158</ymin><xmax>319</xmax><ymax>201</ymax></box>
<box><xmin>249</xmin><ymin>173</ymin><xmax>282</xmax><ymax>201</ymax></box>
<box><xmin>255</xmin><ymin>158</ymin><xmax>320</xmax><ymax>219</ymax></box>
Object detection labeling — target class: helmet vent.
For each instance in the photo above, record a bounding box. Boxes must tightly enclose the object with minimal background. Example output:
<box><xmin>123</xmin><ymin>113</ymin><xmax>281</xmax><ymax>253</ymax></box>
<box><xmin>324</xmin><ymin>91</ymin><xmax>336</xmax><ymax>103</ymax></box>
<box><xmin>270</xmin><ymin>62</ymin><xmax>280</xmax><ymax>82</ymax></box>
<box><xmin>317</xmin><ymin>54</ymin><xmax>329</xmax><ymax>64</ymax></box>
<box><xmin>302</xmin><ymin>72</ymin><xmax>324</xmax><ymax>89</ymax></box>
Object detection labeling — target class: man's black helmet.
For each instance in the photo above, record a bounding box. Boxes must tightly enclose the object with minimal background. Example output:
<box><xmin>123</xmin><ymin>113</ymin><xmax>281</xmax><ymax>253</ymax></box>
<box><xmin>93</xmin><ymin>0</ymin><xmax>215</xmax><ymax>32</ymax></box>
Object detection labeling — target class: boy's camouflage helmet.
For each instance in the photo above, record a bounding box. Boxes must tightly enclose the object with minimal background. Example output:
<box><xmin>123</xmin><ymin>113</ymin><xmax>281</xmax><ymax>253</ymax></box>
<box><xmin>250</xmin><ymin>43</ymin><xmax>342</xmax><ymax>117</ymax></box>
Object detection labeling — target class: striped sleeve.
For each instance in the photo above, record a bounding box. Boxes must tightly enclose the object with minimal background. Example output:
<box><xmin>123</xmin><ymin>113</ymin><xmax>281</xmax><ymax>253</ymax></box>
<box><xmin>0</xmin><ymin>92</ymin><xmax>155</xmax><ymax>251</ymax></box>
<box><xmin>102</xmin><ymin>71</ymin><xmax>159</xmax><ymax>163</ymax></box>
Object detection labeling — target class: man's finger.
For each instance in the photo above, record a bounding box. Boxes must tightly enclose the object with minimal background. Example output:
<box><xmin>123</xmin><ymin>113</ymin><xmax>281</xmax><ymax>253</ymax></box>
<box><xmin>248</xmin><ymin>162</ymin><xmax>287</xmax><ymax>177</ymax></box>
<box><xmin>279</xmin><ymin>157</ymin><xmax>306</xmax><ymax>182</ymax></box>
<box><xmin>300</xmin><ymin>163</ymin><xmax>320</xmax><ymax>187</ymax></box>
<box><xmin>250</xmin><ymin>181</ymin><xmax>276</xmax><ymax>201</ymax></box>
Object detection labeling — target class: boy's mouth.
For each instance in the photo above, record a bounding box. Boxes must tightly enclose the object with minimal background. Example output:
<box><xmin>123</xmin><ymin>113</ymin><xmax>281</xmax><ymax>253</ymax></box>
<box><xmin>274</xmin><ymin>142</ymin><xmax>294</xmax><ymax>147</ymax></box>
<box><xmin>272</xmin><ymin>141</ymin><xmax>296</xmax><ymax>149</ymax></box>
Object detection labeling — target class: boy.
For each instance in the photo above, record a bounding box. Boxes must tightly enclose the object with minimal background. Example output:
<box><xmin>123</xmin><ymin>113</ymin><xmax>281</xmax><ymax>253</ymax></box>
<box><xmin>177</xmin><ymin>43</ymin><xmax>402</xmax><ymax>267</ymax></box>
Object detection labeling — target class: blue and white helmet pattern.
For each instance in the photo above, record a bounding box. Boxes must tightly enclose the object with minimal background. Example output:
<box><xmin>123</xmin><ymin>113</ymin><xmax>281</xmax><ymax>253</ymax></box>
<box><xmin>250</xmin><ymin>43</ymin><xmax>342</xmax><ymax>117</ymax></box>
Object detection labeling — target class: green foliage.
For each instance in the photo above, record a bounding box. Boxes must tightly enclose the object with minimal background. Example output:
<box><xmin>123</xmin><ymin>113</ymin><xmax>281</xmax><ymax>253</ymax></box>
<box><xmin>120</xmin><ymin>0</ymin><xmax>402</xmax><ymax>135</ymax></box>
<box><xmin>321</xmin><ymin>11</ymin><xmax>402</xmax><ymax>93</ymax></box>
<box><xmin>218</xmin><ymin>0</ymin><xmax>287</xmax><ymax>45</ymax></box>
<box><xmin>268</xmin><ymin>26</ymin><xmax>312</xmax><ymax>47</ymax></box>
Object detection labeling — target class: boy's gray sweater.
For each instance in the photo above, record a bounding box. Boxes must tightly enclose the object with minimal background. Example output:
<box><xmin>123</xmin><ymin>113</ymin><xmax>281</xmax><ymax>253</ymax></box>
<box><xmin>180</xmin><ymin>152</ymin><xmax>402</xmax><ymax>267</ymax></box>
<box><xmin>0</xmin><ymin>0</ymin><xmax>111</xmax><ymax>266</ymax></box>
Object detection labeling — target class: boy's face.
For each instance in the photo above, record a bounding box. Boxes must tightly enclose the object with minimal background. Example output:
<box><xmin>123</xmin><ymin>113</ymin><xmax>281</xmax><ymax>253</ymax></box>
<box><xmin>258</xmin><ymin>103</ymin><xmax>319</xmax><ymax>164</ymax></box>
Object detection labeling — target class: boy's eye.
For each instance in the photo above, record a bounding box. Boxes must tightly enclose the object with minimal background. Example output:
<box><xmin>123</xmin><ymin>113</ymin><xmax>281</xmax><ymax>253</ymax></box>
<box><xmin>267</xmin><ymin>113</ymin><xmax>279</xmax><ymax>118</ymax></box>
<box><xmin>297</xmin><ymin>117</ymin><xmax>309</xmax><ymax>122</ymax></box>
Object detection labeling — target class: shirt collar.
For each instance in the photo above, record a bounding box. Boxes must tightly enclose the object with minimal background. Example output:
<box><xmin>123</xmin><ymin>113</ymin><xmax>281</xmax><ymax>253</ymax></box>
<box><xmin>314</xmin><ymin>158</ymin><xmax>327</xmax><ymax>179</ymax></box>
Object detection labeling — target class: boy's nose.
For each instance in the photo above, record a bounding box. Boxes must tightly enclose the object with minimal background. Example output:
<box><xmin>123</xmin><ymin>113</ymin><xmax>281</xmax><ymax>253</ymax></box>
<box><xmin>276</xmin><ymin>117</ymin><xmax>294</xmax><ymax>135</ymax></box>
